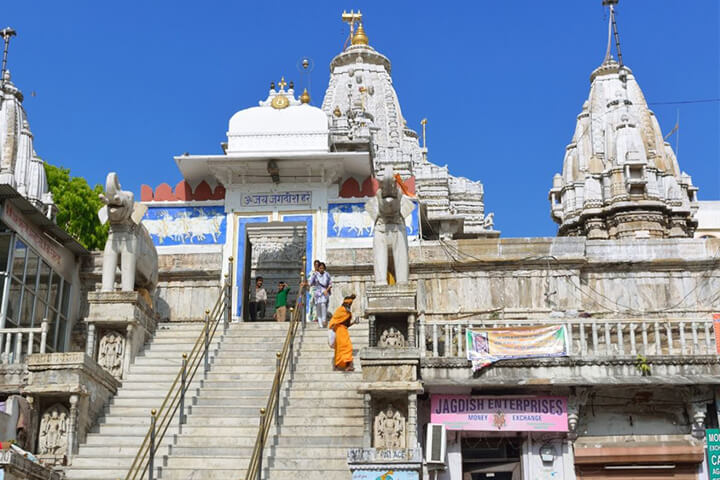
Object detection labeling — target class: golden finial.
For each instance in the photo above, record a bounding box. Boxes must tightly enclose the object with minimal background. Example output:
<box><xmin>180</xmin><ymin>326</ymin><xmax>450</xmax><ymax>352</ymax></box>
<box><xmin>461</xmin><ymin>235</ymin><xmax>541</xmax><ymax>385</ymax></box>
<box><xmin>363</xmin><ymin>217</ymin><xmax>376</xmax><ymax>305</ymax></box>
<box><xmin>300</xmin><ymin>88</ymin><xmax>311</xmax><ymax>104</ymax></box>
<box><xmin>333</xmin><ymin>106</ymin><xmax>342</xmax><ymax>117</ymax></box>
<box><xmin>278</xmin><ymin>77</ymin><xmax>287</xmax><ymax>90</ymax></box>
<box><xmin>352</xmin><ymin>22</ymin><xmax>369</xmax><ymax>46</ymax></box>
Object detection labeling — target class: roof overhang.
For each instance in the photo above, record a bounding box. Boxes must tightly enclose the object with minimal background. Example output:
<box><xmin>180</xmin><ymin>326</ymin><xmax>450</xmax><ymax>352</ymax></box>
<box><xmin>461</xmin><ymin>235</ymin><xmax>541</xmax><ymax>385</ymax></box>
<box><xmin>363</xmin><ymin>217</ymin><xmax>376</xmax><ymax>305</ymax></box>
<box><xmin>174</xmin><ymin>151</ymin><xmax>372</xmax><ymax>186</ymax></box>
<box><xmin>0</xmin><ymin>184</ymin><xmax>88</xmax><ymax>256</ymax></box>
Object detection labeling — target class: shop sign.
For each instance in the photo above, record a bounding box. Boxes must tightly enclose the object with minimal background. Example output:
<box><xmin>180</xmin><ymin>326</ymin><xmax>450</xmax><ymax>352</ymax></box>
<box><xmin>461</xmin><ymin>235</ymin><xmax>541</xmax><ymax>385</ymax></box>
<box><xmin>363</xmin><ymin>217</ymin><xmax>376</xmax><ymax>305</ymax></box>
<box><xmin>0</xmin><ymin>202</ymin><xmax>74</xmax><ymax>279</ymax></box>
<box><xmin>713</xmin><ymin>314</ymin><xmax>720</xmax><ymax>354</ymax></box>
<box><xmin>431</xmin><ymin>395</ymin><xmax>568</xmax><ymax>432</ymax></box>
<box><xmin>707</xmin><ymin>429</ymin><xmax>720</xmax><ymax>480</ymax></box>
<box><xmin>351</xmin><ymin>471</ymin><xmax>418</xmax><ymax>480</ymax></box>
<box><xmin>466</xmin><ymin>325</ymin><xmax>568</xmax><ymax>371</ymax></box>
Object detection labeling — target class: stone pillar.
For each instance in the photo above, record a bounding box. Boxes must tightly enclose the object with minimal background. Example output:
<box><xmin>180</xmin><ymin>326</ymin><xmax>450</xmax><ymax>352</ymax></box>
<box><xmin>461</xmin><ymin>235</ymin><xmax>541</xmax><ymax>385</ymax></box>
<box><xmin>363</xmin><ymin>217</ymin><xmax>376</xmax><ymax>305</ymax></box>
<box><xmin>363</xmin><ymin>393</ymin><xmax>372</xmax><ymax>447</ymax></box>
<box><xmin>418</xmin><ymin>313</ymin><xmax>426</xmax><ymax>357</ymax></box>
<box><xmin>407</xmin><ymin>313</ymin><xmax>416</xmax><ymax>349</ymax></box>
<box><xmin>408</xmin><ymin>393</ymin><xmax>418</xmax><ymax>448</ymax></box>
<box><xmin>368</xmin><ymin>315</ymin><xmax>376</xmax><ymax>347</ymax></box>
<box><xmin>123</xmin><ymin>324</ymin><xmax>134</xmax><ymax>378</ymax></box>
<box><xmin>85</xmin><ymin>324</ymin><xmax>95</xmax><ymax>358</ymax></box>
<box><xmin>67</xmin><ymin>395</ymin><xmax>79</xmax><ymax>463</ymax></box>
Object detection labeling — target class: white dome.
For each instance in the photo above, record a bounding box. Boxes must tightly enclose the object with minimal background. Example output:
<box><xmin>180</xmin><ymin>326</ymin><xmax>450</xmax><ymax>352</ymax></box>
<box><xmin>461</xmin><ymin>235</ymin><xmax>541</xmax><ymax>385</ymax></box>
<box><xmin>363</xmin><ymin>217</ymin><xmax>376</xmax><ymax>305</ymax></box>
<box><xmin>227</xmin><ymin>103</ymin><xmax>329</xmax><ymax>154</ymax></box>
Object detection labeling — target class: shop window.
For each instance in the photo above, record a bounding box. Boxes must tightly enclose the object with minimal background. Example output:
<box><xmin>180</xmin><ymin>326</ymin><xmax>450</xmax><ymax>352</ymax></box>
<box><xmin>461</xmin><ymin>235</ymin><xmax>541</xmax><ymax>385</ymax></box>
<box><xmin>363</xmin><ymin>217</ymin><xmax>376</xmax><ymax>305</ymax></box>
<box><xmin>0</xmin><ymin>235</ymin><xmax>11</xmax><ymax>273</ymax></box>
<box><xmin>24</xmin><ymin>248</ymin><xmax>38</xmax><ymax>292</ymax></box>
<box><xmin>6</xmin><ymin>277</ymin><xmax>21</xmax><ymax>326</ymax></box>
<box><xmin>48</xmin><ymin>271</ymin><xmax>60</xmax><ymax>314</ymax></box>
<box><xmin>11</xmin><ymin>240</ymin><xmax>26</xmax><ymax>281</ymax></box>
<box><xmin>19</xmin><ymin>287</ymin><xmax>34</xmax><ymax>327</ymax></box>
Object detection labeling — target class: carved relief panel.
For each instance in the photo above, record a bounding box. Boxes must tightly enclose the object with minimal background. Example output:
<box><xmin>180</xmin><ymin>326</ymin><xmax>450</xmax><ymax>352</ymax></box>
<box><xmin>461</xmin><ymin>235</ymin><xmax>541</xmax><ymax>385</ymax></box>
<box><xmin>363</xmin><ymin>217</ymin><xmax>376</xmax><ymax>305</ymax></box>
<box><xmin>373</xmin><ymin>403</ymin><xmax>406</xmax><ymax>449</ymax></box>
<box><xmin>38</xmin><ymin>404</ymin><xmax>69</xmax><ymax>457</ymax></box>
<box><xmin>98</xmin><ymin>330</ymin><xmax>124</xmax><ymax>379</ymax></box>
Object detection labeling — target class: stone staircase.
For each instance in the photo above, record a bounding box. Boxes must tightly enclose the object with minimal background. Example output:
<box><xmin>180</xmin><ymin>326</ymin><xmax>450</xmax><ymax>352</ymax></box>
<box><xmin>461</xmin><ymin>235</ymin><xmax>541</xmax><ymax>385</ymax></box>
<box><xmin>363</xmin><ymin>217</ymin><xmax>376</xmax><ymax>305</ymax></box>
<box><xmin>65</xmin><ymin>319</ymin><xmax>368</xmax><ymax>480</ymax></box>
<box><xmin>66</xmin><ymin>321</ymin><xmax>221</xmax><ymax>480</ymax></box>
<box><xmin>264</xmin><ymin>322</ymin><xmax>368</xmax><ymax>480</ymax></box>
<box><xmin>156</xmin><ymin>322</ymin><xmax>289</xmax><ymax>479</ymax></box>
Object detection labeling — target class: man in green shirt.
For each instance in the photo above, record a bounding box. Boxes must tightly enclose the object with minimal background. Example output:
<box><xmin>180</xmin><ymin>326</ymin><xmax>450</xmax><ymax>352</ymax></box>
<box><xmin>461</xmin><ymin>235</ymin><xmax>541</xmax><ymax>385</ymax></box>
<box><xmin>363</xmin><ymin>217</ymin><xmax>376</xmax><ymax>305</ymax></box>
<box><xmin>274</xmin><ymin>281</ymin><xmax>291</xmax><ymax>322</ymax></box>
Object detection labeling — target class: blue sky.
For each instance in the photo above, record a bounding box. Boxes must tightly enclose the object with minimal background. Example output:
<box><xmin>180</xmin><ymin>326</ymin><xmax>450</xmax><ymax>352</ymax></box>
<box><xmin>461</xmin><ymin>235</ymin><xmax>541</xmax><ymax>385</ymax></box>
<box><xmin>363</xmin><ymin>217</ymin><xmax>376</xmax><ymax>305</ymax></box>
<box><xmin>3</xmin><ymin>1</ymin><xmax>718</xmax><ymax>237</ymax></box>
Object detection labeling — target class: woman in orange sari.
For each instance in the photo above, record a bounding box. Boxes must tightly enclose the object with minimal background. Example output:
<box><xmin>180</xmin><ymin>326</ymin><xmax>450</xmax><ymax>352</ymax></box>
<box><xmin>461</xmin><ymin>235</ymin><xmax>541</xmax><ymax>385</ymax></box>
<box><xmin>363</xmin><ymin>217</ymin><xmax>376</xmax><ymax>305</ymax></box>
<box><xmin>328</xmin><ymin>294</ymin><xmax>357</xmax><ymax>372</ymax></box>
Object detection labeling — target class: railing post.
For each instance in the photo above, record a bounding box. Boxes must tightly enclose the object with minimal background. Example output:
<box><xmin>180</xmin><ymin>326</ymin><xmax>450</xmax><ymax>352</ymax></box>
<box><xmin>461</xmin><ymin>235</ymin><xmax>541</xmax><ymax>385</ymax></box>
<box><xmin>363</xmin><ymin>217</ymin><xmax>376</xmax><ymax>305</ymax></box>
<box><xmin>179</xmin><ymin>353</ymin><xmax>187</xmax><ymax>433</ymax></box>
<box><xmin>275</xmin><ymin>352</ymin><xmax>281</xmax><ymax>426</ymax></box>
<box><xmin>149</xmin><ymin>409</ymin><xmax>156</xmax><ymax>480</ymax></box>
<box><xmin>289</xmin><ymin>334</ymin><xmax>294</xmax><ymax>375</ymax></box>
<box><xmin>14</xmin><ymin>332</ymin><xmax>22</xmax><ymax>364</ymax></box>
<box><xmin>227</xmin><ymin>256</ymin><xmax>234</xmax><ymax>324</ymax></box>
<box><xmin>40</xmin><ymin>319</ymin><xmax>48</xmax><ymax>354</ymax></box>
<box><xmin>204</xmin><ymin>309</ymin><xmax>210</xmax><ymax>377</ymax></box>
<box><xmin>224</xmin><ymin>274</ymin><xmax>230</xmax><ymax>331</ymax></box>
<box><xmin>257</xmin><ymin>408</ymin><xmax>266</xmax><ymax>480</ymax></box>
<box><xmin>27</xmin><ymin>330</ymin><xmax>34</xmax><ymax>356</ymax></box>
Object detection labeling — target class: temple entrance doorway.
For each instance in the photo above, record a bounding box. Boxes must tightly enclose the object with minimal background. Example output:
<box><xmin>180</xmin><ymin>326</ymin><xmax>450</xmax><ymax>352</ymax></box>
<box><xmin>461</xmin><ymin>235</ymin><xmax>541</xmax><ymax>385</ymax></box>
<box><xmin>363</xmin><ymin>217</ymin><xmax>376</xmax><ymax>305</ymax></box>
<box><xmin>462</xmin><ymin>435</ymin><xmax>522</xmax><ymax>480</ymax></box>
<box><xmin>243</xmin><ymin>222</ymin><xmax>306</xmax><ymax>321</ymax></box>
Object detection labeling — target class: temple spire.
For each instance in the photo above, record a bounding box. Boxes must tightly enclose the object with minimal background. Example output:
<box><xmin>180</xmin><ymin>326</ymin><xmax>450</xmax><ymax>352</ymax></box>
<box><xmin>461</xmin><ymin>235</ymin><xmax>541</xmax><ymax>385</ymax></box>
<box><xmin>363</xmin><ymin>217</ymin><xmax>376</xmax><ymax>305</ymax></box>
<box><xmin>0</xmin><ymin>27</ymin><xmax>16</xmax><ymax>88</ymax></box>
<box><xmin>602</xmin><ymin>0</ymin><xmax>624</xmax><ymax>70</ymax></box>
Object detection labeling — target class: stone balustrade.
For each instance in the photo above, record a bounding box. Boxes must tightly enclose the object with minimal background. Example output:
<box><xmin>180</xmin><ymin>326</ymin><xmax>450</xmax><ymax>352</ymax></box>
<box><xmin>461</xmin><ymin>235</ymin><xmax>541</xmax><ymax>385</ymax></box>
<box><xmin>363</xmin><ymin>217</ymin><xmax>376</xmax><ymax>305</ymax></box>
<box><xmin>0</xmin><ymin>320</ymin><xmax>48</xmax><ymax>364</ymax></box>
<box><xmin>421</xmin><ymin>317</ymin><xmax>718</xmax><ymax>360</ymax></box>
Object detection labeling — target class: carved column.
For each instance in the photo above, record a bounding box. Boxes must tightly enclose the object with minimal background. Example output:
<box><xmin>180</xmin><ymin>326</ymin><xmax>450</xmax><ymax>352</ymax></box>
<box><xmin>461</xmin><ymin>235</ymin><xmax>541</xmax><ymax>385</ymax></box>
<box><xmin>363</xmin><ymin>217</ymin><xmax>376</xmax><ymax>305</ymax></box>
<box><xmin>123</xmin><ymin>324</ymin><xmax>135</xmax><ymax>379</ymax></box>
<box><xmin>67</xmin><ymin>395</ymin><xmax>79</xmax><ymax>463</ymax></box>
<box><xmin>85</xmin><ymin>323</ymin><xmax>95</xmax><ymax>359</ymax></box>
<box><xmin>407</xmin><ymin>313</ymin><xmax>416</xmax><ymax>349</ymax></box>
<box><xmin>368</xmin><ymin>315</ymin><xmax>376</xmax><ymax>347</ymax></box>
<box><xmin>408</xmin><ymin>393</ymin><xmax>418</xmax><ymax>448</ymax></box>
<box><xmin>363</xmin><ymin>393</ymin><xmax>372</xmax><ymax>447</ymax></box>
<box><xmin>417</xmin><ymin>313</ymin><xmax>426</xmax><ymax>357</ymax></box>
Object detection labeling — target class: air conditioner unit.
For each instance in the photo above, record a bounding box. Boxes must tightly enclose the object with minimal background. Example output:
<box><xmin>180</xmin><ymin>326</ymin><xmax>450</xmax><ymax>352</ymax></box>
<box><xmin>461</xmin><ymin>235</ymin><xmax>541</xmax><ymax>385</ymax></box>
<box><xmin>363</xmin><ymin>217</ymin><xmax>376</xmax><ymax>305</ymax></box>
<box><xmin>425</xmin><ymin>423</ymin><xmax>447</xmax><ymax>464</ymax></box>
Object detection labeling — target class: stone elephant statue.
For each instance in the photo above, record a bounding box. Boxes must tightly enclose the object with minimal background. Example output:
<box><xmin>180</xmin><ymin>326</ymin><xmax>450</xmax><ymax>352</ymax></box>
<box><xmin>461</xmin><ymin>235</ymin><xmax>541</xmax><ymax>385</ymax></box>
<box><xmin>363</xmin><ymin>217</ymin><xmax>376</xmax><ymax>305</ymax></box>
<box><xmin>365</xmin><ymin>166</ymin><xmax>414</xmax><ymax>285</ymax></box>
<box><xmin>98</xmin><ymin>172</ymin><xmax>158</xmax><ymax>293</ymax></box>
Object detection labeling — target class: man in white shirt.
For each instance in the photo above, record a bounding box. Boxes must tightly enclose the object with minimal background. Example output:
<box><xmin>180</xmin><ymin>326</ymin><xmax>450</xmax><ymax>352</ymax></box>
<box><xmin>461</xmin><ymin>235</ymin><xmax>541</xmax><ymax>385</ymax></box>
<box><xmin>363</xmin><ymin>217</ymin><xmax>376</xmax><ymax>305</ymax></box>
<box><xmin>249</xmin><ymin>277</ymin><xmax>267</xmax><ymax>321</ymax></box>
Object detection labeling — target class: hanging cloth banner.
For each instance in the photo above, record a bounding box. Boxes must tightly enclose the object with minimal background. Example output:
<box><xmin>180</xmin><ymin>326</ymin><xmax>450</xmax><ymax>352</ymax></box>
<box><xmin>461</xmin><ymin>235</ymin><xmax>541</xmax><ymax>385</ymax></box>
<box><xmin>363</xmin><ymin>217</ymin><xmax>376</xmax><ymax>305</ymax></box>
<box><xmin>466</xmin><ymin>325</ymin><xmax>569</xmax><ymax>372</ymax></box>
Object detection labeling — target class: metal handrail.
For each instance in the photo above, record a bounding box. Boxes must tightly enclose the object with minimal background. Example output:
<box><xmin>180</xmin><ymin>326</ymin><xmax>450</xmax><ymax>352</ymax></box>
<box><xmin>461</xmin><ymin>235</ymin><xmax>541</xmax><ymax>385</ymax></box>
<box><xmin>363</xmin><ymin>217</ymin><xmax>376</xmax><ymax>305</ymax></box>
<box><xmin>125</xmin><ymin>257</ymin><xmax>234</xmax><ymax>480</ymax></box>
<box><xmin>244</xmin><ymin>259</ymin><xmax>306</xmax><ymax>480</ymax></box>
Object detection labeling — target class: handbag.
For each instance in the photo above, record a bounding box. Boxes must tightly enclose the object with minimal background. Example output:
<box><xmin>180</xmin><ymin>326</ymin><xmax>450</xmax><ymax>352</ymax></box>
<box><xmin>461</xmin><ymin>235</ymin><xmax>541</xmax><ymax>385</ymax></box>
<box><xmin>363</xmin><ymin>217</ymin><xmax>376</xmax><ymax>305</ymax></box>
<box><xmin>328</xmin><ymin>329</ymin><xmax>336</xmax><ymax>349</ymax></box>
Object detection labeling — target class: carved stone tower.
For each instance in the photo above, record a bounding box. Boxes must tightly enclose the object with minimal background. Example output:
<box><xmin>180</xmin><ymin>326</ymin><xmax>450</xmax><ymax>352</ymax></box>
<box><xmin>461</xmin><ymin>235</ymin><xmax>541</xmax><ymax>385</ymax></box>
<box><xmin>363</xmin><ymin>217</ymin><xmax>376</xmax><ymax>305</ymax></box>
<box><xmin>548</xmin><ymin>9</ymin><xmax>698</xmax><ymax>239</ymax></box>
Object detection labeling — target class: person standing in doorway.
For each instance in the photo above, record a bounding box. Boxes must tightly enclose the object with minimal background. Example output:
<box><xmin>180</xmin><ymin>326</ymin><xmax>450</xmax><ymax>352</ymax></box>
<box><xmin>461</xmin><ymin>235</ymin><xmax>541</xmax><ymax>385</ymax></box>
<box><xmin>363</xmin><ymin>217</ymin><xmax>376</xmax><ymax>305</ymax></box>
<box><xmin>248</xmin><ymin>277</ymin><xmax>267</xmax><ymax>321</ymax></box>
<box><xmin>309</xmin><ymin>262</ymin><xmax>332</xmax><ymax>327</ymax></box>
<box><xmin>307</xmin><ymin>260</ymin><xmax>321</xmax><ymax>324</ymax></box>
<box><xmin>274</xmin><ymin>281</ymin><xmax>291</xmax><ymax>322</ymax></box>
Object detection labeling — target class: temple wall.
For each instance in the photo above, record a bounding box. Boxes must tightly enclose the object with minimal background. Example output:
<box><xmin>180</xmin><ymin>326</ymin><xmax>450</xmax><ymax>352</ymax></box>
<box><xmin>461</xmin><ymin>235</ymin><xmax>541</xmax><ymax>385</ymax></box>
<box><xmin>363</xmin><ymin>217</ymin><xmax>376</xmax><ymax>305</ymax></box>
<box><xmin>325</xmin><ymin>237</ymin><xmax>720</xmax><ymax>319</ymax></box>
<box><xmin>81</xmin><ymin>252</ymin><xmax>223</xmax><ymax>323</ymax></box>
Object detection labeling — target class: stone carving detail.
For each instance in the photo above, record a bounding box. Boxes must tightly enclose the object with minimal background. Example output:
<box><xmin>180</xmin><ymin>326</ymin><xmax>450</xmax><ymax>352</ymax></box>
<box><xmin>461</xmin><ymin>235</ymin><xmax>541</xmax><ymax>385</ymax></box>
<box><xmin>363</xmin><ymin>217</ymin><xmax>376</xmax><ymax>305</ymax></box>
<box><xmin>374</xmin><ymin>404</ymin><xmax>406</xmax><ymax>449</ymax></box>
<box><xmin>38</xmin><ymin>404</ymin><xmax>69</xmax><ymax>457</ymax></box>
<box><xmin>379</xmin><ymin>327</ymin><xmax>405</xmax><ymax>348</ymax></box>
<box><xmin>366</xmin><ymin>167</ymin><xmax>413</xmax><ymax>285</ymax></box>
<box><xmin>98</xmin><ymin>331</ymin><xmax>124</xmax><ymax>379</ymax></box>
<box><xmin>99</xmin><ymin>172</ymin><xmax>159</xmax><ymax>293</ymax></box>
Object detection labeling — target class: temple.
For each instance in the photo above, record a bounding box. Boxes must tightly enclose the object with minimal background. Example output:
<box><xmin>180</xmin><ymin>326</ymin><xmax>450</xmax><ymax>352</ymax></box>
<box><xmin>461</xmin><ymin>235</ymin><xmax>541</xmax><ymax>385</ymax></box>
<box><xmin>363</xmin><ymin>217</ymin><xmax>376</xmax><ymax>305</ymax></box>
<box><xmin>0</xmin><ymin>6</ymin><xmax>717</xmax><ymax>480</ymax></box>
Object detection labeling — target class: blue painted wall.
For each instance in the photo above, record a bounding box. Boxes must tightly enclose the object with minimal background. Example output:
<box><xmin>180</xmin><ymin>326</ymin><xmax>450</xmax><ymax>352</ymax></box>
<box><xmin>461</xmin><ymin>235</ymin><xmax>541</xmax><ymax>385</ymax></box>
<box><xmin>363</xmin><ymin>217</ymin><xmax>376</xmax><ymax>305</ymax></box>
<box><xmin>143</xmin><ymin>206</ymin><xmax>226</xmax><ymax>246</ymax></box>
<box><xmin>328</xmin><ymin>201</ymin><xmax>419</xmax><ymax>238</ymax></box>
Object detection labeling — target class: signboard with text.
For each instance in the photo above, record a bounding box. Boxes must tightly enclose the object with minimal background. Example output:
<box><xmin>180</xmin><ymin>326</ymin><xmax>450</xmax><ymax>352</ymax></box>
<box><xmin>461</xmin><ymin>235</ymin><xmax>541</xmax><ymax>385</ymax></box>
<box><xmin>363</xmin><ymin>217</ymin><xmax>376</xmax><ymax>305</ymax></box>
<box><xmin>707</xmin><ymin>429</ymin><xmax>720</xmax><ymax>480</ymax></box>
<box><xmin>0</xmin><ymin>202</ymin><xmax>74</xmax><ymax>280</ymax></box>
<box><xmin>466</xmin><ymin>325</ymin><xmax>568</xmax><ymax>371</ymax></box>
<box><xmin>713</xmin><ymin>314</ymin><xmax>720</xmax><ymax>354</ymax></box>
<box><xmin>431</xmin><ymin>395</ymin><xmax>568</xmax><ymax>432</ymax></box>
<box><xmin>352</xmin><ymin>471</ymin><xmax>418</xmax><ymax>480</ymax></box>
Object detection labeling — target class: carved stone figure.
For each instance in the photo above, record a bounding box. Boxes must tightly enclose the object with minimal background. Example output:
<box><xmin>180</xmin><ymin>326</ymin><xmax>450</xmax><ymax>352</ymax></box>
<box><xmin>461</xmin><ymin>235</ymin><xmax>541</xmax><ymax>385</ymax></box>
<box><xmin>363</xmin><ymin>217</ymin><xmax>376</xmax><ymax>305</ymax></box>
<box><xmin>366</xmin><ymin>167</ymin><xmax>414</xmax><ymax>285</ymax></box>
<box><xmin>98</xmin><ymin>331</ymin><xmax>124</xmax><ymax>379</ymax></box>
<box><xmin>379</xmin><ymin>327</ymin><xmax>405</xmax><ymax>348</ymax></box>
<box><xmin>374</xmin><ymin>404</ymin><xmax>406</xmax><ymax>449</ymax></box>
<box><xmin>99</xmin><ymin>173</ymin><xmax>158</xmax><ymax>293</ymax></box>
<box><xmin>38</xmin><ymin>404</ymin><xmax>69</xmax><ymax>457</ymax></box>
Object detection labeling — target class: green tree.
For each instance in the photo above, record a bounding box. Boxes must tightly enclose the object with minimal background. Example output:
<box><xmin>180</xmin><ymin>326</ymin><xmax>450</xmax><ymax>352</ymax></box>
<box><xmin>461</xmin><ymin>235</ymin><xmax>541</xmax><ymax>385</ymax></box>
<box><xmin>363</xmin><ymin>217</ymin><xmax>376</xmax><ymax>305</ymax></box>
<box><xmin>44</xmin><ymin>163</ymin><xmax>108</xmax><ymax>251</ymax></box>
